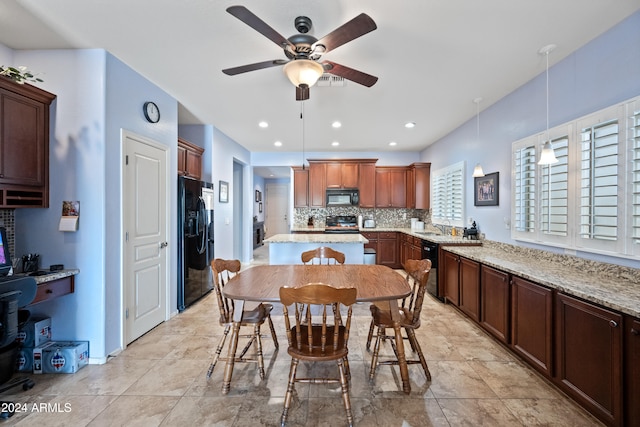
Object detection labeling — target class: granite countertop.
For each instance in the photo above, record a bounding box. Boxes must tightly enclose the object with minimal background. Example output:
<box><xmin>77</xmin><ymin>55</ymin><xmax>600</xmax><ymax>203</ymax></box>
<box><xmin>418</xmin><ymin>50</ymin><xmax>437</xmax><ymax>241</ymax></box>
<box><xmin>443</xmin><ymin>244</ymin><xmax>640</xmax><ymax>318</ymax></box>
<box><xmin>265</xmin><ymin>233</ymin><xmax>369</xmax><ymax>244</ymax></box>
<box><xmin>289</xmin><ymin>226</ymin><xmax>482</xmax><ymax>245</ymax></box>
<box><xmin>16</xmin><ymin>268</ymin><xmax>79</xmax><ymax>284</ymax></box>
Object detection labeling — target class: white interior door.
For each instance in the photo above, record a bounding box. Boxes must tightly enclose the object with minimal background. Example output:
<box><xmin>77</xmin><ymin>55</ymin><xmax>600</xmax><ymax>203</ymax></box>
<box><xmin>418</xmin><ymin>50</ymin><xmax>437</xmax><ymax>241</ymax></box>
<box><xmin>265</xmin><ymin>183</ymin><xmax>289</xmax><ymax>237</ymax></box>
<box><xmin>123</xmin><ymin>131</ymin><xmax>168</xmax><ymax>344</ymax></box>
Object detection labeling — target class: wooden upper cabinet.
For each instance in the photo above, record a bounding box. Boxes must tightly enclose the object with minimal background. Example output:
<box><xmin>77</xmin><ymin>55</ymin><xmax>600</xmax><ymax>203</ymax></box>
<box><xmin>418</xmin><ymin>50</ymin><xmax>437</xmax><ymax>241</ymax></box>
<box><xmin>375</xmin><ymin>167</ymin><xmax>407</xmax><ymax>208</ymax></box>
<box><xmin>0</xmin><ymin>77</ymin><xmax>56</xmax><ymax>208</ymax></box>
<box><xmin>358</xmin><ymin>162</ymin><xmax>376</xmax><ymax>208</ymax></box>
<box><xmin>177</xmin><ymin>137</ymin><xmax>204</xmax><ymax>179</ymax></box>
<box><xmin>408</xmin><ymin>162</ymin><xmax>431</xmax><ymax>210</ymax></box>
<box><xmin>326</xmin><ymin>162</ymin><xmax>358</xmax><ymax>188</ymax></box>
<box><xmin>308</xmin><ymin>162</ymin><xmax>326</xmax><ymax>207</ymax></box>
<box><xmin>292</xmin><ymin>166</ymin><xmax>309</xmax><ymax>207</ymax></box>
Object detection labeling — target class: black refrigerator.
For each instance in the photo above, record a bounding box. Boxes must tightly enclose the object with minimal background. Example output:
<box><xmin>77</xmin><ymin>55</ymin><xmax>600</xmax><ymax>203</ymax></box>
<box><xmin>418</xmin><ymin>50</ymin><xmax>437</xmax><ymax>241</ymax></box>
<box><xmin>178</xmin><ymin>176</ymin><xmax>215</xmax><ymax>312</ymax></box>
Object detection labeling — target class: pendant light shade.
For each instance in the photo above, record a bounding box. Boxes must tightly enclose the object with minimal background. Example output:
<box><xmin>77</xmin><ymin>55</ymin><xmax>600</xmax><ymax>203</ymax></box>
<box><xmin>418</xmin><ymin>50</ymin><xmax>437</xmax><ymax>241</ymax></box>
<box><xmin>472</xmin><ymin>163</ymin><xmax>485</xmax><ymax>178</ymax></box>
<box><xmin>283</xmin><ymin>60</ymin><xmax>324</xmax><ymax>88</ymax></box>
<box><xmin>538</xmin><ymin>44</ymin><xmax>559</xmax><ymax>165</ymax></box>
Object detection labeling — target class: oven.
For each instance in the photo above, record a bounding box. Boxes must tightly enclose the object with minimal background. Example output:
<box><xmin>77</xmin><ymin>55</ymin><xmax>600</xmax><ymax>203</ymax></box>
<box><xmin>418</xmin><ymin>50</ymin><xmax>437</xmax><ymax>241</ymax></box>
<box><xmin>421</xmin><ymin>240</ymin><xmax>442</xmax><ymax>301</ymax></box>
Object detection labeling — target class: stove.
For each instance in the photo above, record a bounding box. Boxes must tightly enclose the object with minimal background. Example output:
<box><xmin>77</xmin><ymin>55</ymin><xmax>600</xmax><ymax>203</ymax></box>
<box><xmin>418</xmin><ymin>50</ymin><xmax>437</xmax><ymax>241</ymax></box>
<box><xmin>324</xmin><ymin>215</ymin><xmax>360</xmax><ymax>233</ymax></box>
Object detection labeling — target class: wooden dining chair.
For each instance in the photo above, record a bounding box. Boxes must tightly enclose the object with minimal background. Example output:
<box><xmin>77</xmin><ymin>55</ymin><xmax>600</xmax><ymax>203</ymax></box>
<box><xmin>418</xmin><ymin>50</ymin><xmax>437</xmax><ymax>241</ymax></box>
<box><xmin>279</xmin><ymin>284</ymin><xmax>357</xmax><ymax>427</ymax></box>
<box><xmin>206</xmin><ymin>258</ymin><xmax>279</xmax><ymax>383</ymax></box>
<box><xmin>366</xmin><ymin>258</ymin><xmax>432</xmax><ymax>382</ymax></box>
<box><xmin>301</xmin><ymin>246</ymin><xmax>346</xmax><ymax>265</ymax></box>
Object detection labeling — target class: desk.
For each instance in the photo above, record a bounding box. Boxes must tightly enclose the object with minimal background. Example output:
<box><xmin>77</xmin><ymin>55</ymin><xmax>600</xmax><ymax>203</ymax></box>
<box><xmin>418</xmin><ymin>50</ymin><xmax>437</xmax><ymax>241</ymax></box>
<box><xmin>222</xmin><ymin>264</ymin><xmax>414</xmax><ymax>394</ymax></box>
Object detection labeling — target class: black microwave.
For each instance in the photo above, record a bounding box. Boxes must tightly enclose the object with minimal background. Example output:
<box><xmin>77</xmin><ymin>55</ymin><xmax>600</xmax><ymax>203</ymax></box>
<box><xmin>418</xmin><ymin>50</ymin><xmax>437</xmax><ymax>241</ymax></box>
<box><xmin>326</xmin><ymin>189</ymin><xmax>359</xmax><ymax>206</ymax></box>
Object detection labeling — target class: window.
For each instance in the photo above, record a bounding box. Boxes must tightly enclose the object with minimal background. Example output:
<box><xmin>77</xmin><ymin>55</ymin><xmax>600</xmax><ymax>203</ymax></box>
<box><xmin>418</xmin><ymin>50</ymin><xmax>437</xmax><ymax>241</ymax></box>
<box><xmin>511</xmin><ymin>97</ymin><xmax>638</xmax><ymax>259</ymax></box>
<box><xmin>431</xmin><ymin>161</ymin><xmax>465</xmax><ymax>227</ymax></box>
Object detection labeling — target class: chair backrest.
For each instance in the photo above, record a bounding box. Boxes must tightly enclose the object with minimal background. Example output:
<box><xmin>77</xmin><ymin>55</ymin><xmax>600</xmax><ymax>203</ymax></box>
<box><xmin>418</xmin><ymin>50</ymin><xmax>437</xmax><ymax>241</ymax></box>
<box><xmin>300</xmin><ymin>247</ymin><xmax>346</xmax><ymax>265</ymax></box>
<box><xmin>279</xmin><ymin>284</ymin><xmax>356</xmax><ymax>356</ymax></box>
<box><xmin>211</xmin><ymin>258</ymin><xmax>241</xmax><ymax>324</ymax></box>
<box><xmin>401</xmin><ymin>258</ymin><xmax>432</xmax><ymax>325</ymax></box>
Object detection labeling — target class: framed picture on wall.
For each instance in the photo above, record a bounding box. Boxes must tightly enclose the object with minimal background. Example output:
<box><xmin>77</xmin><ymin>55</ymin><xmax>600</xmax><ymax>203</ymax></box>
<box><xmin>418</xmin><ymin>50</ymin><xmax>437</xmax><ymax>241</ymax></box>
<box><xmin>219</xmin><ymin>181</ymin><xmax>229</xmax><ymax>203</ymax></box>
<box><xmin>255</xmin><ymin>190</ymin><xmax>261</xmax><ymax>202</ymax></box>
<box><xmin>474</xmin><ymin>172</ymin><xmax>499</xmax><ymax>206</ymax></box>
<box><xmin>259</xmin><ymin>202</ymin><xmax>263</xmax><ymax>213</ymax></box>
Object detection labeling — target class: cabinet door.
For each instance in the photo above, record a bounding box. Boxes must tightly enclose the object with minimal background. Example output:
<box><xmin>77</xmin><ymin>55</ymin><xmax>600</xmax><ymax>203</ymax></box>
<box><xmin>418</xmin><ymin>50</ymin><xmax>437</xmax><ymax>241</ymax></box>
<box><xmin>625</xmin><ymin>316</ymin><xmax>640</xmax><ymax>427</ymax></box>
<box><xmin>511</xmin><ymin>276</ymin><xmax>553</xmax><ymax>376</ymax></box>
<box><xmin>389</xmin><ymin>168</ymin><xmax>407</xmax><ymax>207</ymax></box>
<box><xmin>177</xmin><ymin>144</ymin><xmax>187</xmax><ymax>175</ymax></box>
<box><xmin>308</xmin><ymin>162</ymin><xmax>326</xmax><ymax>207</ymax></box>
<box><xmin>177</xmin><ymin>138</ymin><xmax>203</xmax><ymax>179</ymax></box>
<box><xmin>341</xmin><ymin>163</ymin><xmax>358</xmax><ymax>188</ymax></box>
<box><xmin>459</xmin><ymin>257</ymin><xmax>480</xmax><ymax>322</ymax></box>
<box><xmin>413</xmin><ymin>163</ymin><xmax>431</xmax><ymax>210</ymax></box>
<box><xmin>185</xmin><ymin>149</ymin><xmax>202</xmax><ymax>180</ymax></box>
<box><xmin>377</xmin><ymin>232</ymin><xmax>398</xmax><ymax>268</ymax></box>
<box><xmin>442</xmin><ymin>251</ymin><xmax>460</xmax><ymax>306</ymax></box>
<box><xmin>293</xmin><ymin>167</ymin><xmax>309</xmax><ymax>207</ymax></box>
<box><xmin>0</xmin><ymin>89</ymin><xmax>46</xmax><ymax>187</ymax></box>
<box><xmin>480</xmin><ymin>265</ymin><xmax>510</xmax><ymax>344</ymax></box>
<box><xmin>325</xmin><ymin>162</ymin><xmax>343</xmax><ymax>188</ymax></box>
<box><xmin>358</xmin><ymin>163</ymin><xmax>376</xmax><ymax>207</ymax></box>
<box><xmin>556</xmin><ymin>293</ymin><xmax>623</xmax><ymax>427</ymax></box>
<box><xmin>375</xmin><ymin>169</ymin><xmax>391</xmax><ymax>207</ymax></box>
<box><xmin>361</xmin><ymin>232</ymin><xmax>377</xmax><ymax>252</ymax></box>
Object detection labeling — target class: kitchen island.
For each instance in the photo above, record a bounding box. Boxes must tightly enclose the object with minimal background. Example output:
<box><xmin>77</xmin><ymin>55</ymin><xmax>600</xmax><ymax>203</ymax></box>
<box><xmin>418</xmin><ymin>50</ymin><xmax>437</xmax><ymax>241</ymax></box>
<box><xmin>264</xmin><ymin>233</ymin><xmax>369</xmax><ymax>265</ymax></box>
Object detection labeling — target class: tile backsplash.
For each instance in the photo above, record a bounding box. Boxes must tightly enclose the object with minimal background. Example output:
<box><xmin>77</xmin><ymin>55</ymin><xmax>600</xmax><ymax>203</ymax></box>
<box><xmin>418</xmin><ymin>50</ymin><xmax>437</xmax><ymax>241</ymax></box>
<box><xmin>0</xmin><ymin>209</ymin><xmax>15</xmax><ymax>260</ymax></box>
<box><xmin>294</xmin><ymin>207</ymin><xmax>430</xmax><ymax>228</ymax></box>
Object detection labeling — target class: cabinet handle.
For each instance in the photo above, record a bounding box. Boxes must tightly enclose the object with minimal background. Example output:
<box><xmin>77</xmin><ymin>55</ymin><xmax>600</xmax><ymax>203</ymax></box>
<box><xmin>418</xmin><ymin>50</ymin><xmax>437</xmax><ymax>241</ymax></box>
<box><xmin>609</xmin><ymin>320</ymin><xmax>618</xmax><ymax>328</ymax></box>
<box><xmin>631</xmin><ymin>328</ymin><xmax>639</xmax><ymax>335</ymax></box>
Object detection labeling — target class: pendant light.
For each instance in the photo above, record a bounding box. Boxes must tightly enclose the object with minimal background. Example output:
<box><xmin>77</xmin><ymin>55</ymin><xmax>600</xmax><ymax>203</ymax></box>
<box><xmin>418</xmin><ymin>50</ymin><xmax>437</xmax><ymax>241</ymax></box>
<box><xmin>538</xmin><ymin>44</ymin><xmax>558</xmax><ymax>165</ymax></box>
<box><xmin>472</xmin><ymin>97</ymin><xmax>485</xmax><ymax>177</ymax></box>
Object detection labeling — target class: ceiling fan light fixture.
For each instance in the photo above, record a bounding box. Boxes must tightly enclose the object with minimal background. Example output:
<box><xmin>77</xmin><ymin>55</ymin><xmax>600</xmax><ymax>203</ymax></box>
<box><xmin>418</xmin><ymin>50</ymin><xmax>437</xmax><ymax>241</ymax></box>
<box><xmin>283</xmin><ymin>59</ymin><xmax>324</xmax><ymax>88</ymax></box>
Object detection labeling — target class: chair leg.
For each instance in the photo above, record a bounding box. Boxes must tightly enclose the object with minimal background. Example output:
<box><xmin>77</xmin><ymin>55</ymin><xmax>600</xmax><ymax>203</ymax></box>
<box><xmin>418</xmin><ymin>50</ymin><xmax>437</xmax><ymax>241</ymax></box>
<box><xmin>207</xmin><ymin>324</ymin><xmax>231</xmax><ymax>378</ymax></box>
<box><xmin>369</xmin><ymin>326</ymin><xmax>384</xmax><ymax>380</ymax></box>
<box><xmin>407</xmin><ymin>329</ymin><xmax>431</xmax><ymax>381</ymax></box>
<box><xmin>281</xmin><ymin>358</ymin><xmax>299</xmax><ymax>427</ymax></box>
<box><xmin>267</xmin><ymin>314</ymin><xmax>279</xmax><ymax>350</ymax></box>
<box><xmin>254</xmin><ymin>324</ymin><xmax>265</xmax><ymax>379</ymax></box>
<box><xmin>337</xmin><ymin>358</ymin><xmax>354</xmax><ymax>427</ymax></box>
<box><xmin>366</xmin><ymin>318</ymin><xmax>375</xmax><ymax>350</ymax></box>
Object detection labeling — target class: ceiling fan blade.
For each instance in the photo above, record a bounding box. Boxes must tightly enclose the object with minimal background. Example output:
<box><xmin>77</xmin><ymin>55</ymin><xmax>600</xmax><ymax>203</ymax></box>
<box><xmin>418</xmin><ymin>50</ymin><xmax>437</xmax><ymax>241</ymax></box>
<box><xmin>313</xmin><ymin>13</ymin><xmax>376</xmax><ymax>54</ymax></box>
<box><xmin>227</xmin><ymin>6</ymin><xmax>294</xmax><ymax>49</ymax></box>
<box><xmin>322</xmin><ymin>61</ymin><xmax>378</xmax><ymax>87</ymax></box>
<box><xmin>222</xmin><ymin>59</ymin><xmax>287</xmax><ymax>76</ymax></box>
<box><xmin>296</xmin><ymin>85</ymin><xmax>310</xmax><ymax>101</ymax></box>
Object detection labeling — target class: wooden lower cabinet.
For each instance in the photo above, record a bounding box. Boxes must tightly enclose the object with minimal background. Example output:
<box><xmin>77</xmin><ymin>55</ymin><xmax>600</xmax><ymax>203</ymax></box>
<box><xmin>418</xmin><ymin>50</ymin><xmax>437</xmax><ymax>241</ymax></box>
<box><xmin>624</xmin><ymin>316</ymin><xmax>640</xmax><ymax>427</ymax></box>
<box><xmin>480</xmin><ymin>265</ymin><xmax>510</xmax><ymax>344</ymax></box>
<box><xmin>556</xmin><ymin>293</ymin><xmax>623</xmax><ymax>427</ymax></box>
<box><xmin>510</xmin><ymin>276</ymin><xmax>553</xmax><ymax>376</ymax></box>
<box><xmin>442</xmin><ymin>251</ymin><xmax>460</xmax><ymax>306</ymax></box>
<box><xmin>377</xmin><ymin>232</ymin><xmax>399</xmax><ymax>268</ymax></box>
<box><xmin>458</xmin><ymin>258</ymin><xmax>480</xmax><ymax>322</ymax></box>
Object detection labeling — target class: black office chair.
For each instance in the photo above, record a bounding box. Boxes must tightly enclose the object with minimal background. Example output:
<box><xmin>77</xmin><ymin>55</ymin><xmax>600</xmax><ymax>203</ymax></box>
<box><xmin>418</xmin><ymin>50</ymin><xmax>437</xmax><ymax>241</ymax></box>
<box><xmin>0</xmin><ymin>276</ymin><xmax>37</xmax><ymax>419</ymax></box>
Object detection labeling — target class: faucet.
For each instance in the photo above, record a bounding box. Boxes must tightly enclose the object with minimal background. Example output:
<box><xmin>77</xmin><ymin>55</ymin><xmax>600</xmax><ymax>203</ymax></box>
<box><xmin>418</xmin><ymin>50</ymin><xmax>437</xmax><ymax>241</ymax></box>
<box><xmin>434</xmin><ymin>220</ymin><xmax>450</xmax><ymax>235</ymax></box>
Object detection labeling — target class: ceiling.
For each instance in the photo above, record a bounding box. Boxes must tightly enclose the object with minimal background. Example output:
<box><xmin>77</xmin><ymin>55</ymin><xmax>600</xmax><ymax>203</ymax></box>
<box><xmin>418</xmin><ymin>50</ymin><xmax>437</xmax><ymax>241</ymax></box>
<box><xmin>1</xmin><ymin>1</ymin><xmax>639</xmax><ymax>162</ymax></box>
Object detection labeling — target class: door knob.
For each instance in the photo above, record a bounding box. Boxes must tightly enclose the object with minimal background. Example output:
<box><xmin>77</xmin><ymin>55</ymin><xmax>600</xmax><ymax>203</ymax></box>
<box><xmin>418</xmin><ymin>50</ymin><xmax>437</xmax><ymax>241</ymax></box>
<box><xmin>160</xmin><ymin>241</ymin><xmax>168</xmax><ymax>248</ymax></box>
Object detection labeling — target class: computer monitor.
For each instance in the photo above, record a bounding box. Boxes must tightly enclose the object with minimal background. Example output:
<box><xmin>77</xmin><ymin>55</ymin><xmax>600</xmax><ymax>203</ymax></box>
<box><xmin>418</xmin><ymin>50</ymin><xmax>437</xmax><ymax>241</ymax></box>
<box><xmin>0</xmin><ymin>227</ymin><xmax>13</xmax><ymax>276</ymax></box>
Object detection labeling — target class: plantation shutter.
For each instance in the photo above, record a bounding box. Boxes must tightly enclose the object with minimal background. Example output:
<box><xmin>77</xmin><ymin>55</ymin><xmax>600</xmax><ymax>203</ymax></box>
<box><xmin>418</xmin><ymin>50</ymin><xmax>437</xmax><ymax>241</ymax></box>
<box><xmin>431</xmin><ymin>161</ymin><xmax>464</xmax><ymax>226</ymax></box>
<box><xmin>514</xmin><ymin>144</ymin><xmax>536</xmax><ymax>232</ymax></box>
<box><xmin>632</xmin><ymin>109</ymin><xmax>640</xmax><ymax>245</ymax></box>
<box><xmin>540</xmin><ymin>135</ymin><xmax>569</xmax><ymax>236</ymax></box>
<box><xmin>579</xmin><ymin>120</ymin><xmax>619</xmax><ymax>241</ymax></box>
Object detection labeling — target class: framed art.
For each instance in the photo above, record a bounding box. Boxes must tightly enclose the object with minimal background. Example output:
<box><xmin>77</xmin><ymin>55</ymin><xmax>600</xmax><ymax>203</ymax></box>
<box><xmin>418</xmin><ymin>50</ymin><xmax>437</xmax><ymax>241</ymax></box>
<box><xmin>255</xmin><ymin>190</ymin><xmax>262</xmax><ymax>202</ymax></box>
<box><xmin>474</xmin><ymin>172</ymin><xmax>499</xmax><ymax>206</ymax></box>
<box><xmin>219</xmin><ymin>181</ymin><xmax>229</xmax><ymax>203</ymax></box>
<box><xmin>259</xmin><ymin>202</ymin><xmax>263</xmax><ymax>213</ymax></box>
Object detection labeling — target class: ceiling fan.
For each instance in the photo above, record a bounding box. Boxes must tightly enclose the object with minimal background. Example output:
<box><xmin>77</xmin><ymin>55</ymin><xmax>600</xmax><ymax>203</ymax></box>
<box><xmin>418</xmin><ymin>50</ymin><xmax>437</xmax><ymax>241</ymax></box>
<box><xmin>222</xmin><ymin>5</ymin><xmax>378</xmax><ymax>100</ymax></box>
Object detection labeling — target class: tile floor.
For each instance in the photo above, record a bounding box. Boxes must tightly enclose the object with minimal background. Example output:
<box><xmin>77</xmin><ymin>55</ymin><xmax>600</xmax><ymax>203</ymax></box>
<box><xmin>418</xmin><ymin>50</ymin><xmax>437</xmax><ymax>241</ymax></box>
<box><xmin>0</xmin><ymin>244</ymin><xmax>603</xmax><ymax>426</ymax></box>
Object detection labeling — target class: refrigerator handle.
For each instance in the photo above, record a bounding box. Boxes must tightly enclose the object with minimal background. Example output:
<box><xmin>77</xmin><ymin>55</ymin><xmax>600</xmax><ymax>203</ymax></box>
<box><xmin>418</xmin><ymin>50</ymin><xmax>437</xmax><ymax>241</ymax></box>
<box><xmin>196</xmin><ymin>197</ymin><xmax>206</xmax><ymax>254</ymax></box>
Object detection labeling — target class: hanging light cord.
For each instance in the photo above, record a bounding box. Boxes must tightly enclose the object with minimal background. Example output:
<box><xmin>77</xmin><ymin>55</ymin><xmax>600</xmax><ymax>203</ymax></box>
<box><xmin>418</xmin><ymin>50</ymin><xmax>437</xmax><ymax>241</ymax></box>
<box><xmin>300</xmin><ymin>101</ymin><xmax>305</xmax><ymax>170</ymax></box>
<box><xmin>545</xmin><ymin>50</ymin><xmax>550</xmax><ymax>143</ymax></box>
<box><xmin>476</xmin><ymin>100</ymin><xmax>480</xmax><ymax>142</ymax></box>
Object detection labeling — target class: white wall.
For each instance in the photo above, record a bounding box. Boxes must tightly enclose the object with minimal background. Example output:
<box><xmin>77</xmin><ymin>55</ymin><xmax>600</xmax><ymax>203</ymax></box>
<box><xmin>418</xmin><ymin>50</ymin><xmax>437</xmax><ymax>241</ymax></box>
<box><xmin>422</xmin><ymin>11</ymin><xmax>640</xmax><ymax>268</ymax></box>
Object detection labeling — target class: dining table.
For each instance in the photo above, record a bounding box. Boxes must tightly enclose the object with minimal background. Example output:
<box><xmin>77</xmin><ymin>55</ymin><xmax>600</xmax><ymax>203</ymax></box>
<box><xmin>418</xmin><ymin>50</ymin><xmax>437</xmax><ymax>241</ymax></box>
<box><xmin>220</xmin><ymin>264</ymin><xmax>414</xmax><ymax>394</ymax></box>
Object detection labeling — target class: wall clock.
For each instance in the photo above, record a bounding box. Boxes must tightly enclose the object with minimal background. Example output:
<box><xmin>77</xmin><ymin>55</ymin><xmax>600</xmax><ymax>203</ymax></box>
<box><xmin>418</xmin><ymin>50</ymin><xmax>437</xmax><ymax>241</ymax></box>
<box><xmin>143</xmin><ymin>101</ymin><xmax>160</xmax><ymax>123</ymax></box>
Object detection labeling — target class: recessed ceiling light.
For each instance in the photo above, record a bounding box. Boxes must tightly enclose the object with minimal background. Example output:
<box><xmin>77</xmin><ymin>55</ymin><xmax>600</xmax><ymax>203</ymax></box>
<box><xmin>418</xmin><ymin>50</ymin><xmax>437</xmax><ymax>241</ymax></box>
<box><xmin>404</xmin><ymin>122</ymin><xmax>416</xmax><ymax>128</ymax></box>
<box><xmin>274</xmin><ymin>141</ymin><xmax>282</xmax><ymax>147</ymax></box>
<box><xmin>389</xmin><ymin>141</ymin><xmax>397</xmax><ymax>146</ymax></box>
<box><xmin>331</xmin><ymin>141</ymin><xmax>340</xmax><ymax>146</ymax></box>
<box><xmin>332</xmin><ymin>121</ymin><xmax>342</xmax><ymax>128</ymax></box>
<box><xmin>259</xmin><ymin>121</ymin><xmax>269</xmax><ymax>128</ymax></box>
